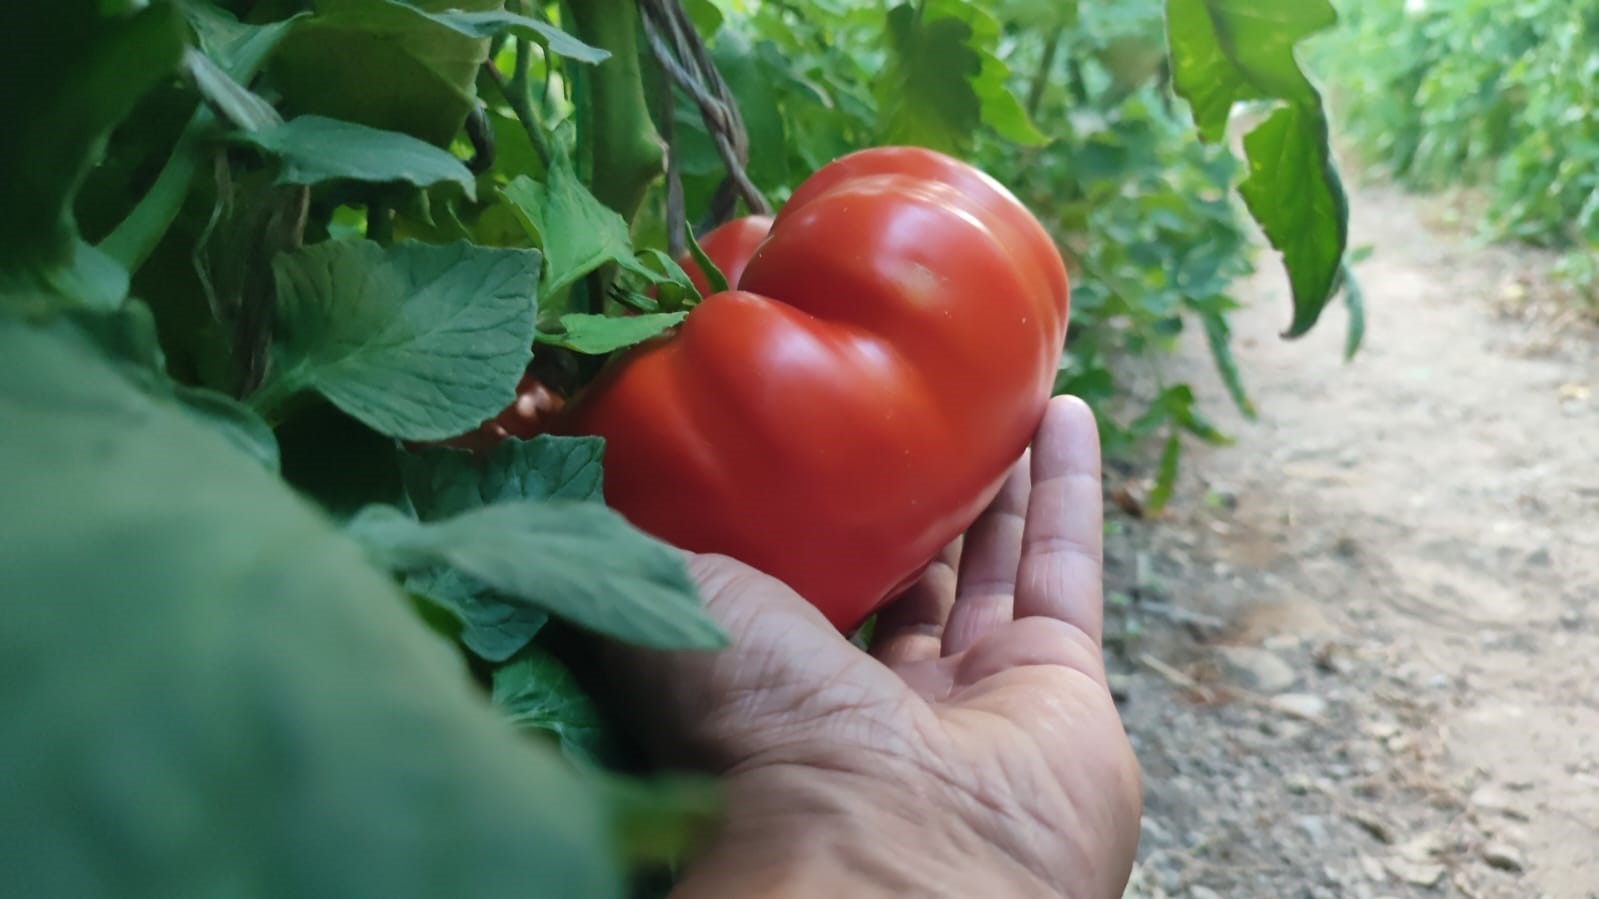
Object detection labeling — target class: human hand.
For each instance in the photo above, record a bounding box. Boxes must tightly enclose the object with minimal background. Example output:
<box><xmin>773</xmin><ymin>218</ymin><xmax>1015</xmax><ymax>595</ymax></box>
<box><xmin>606</xmin><ymin>396</ymin><xmax>1142</xmax><ymax>898</ymax></box>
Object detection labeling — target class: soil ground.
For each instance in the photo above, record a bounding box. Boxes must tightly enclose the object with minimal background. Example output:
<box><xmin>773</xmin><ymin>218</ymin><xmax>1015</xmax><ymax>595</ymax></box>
<box><xmin>1107</xmin><ymin>178</ymin><xmax>1599</xmax><ymax>899</ymax></box>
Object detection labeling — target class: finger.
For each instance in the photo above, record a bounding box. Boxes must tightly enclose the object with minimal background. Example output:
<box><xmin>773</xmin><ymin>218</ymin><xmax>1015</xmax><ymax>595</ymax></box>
<box><xmin>1013</xmin><ymin>395</ymin><xmax>1105</xmax><ymax>645</ymax></box>
<box><xmin>941</xmin><ymin>454</ymin><xmax>1030</xmax><ymax>656</ymax></box>
<box><xmin>870</xmin><ymin>538</ymin><xmax>961</xmax><ymax>667</ymax></box>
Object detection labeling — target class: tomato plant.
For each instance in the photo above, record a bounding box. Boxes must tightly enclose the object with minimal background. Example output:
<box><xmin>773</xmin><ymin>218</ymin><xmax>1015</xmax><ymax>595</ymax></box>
<box><xmin>0</xmin><ymin>0</ymin><xmax>1353</xmax><ymax>895</ymax></box>
<box><xmin>1314</xmin><ymin>0</ymin><xmax>1599</xmax><ymax>299</ymax></box>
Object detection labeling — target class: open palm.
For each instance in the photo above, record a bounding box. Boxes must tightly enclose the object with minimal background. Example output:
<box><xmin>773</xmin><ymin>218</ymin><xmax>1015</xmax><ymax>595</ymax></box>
<box><xmin>608</xmin><ymin>397</ymin><xmax>1143</xmax><ymax>898</ymax></box>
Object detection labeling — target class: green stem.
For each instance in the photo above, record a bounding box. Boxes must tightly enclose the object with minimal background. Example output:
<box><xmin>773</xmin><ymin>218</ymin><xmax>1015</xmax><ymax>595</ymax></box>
<box><xmin>563</xmin><ymin>0</ymin><xmax>665</xmax><ymax>221</ymax></box>
<box><xmin>1028</xmin><ymin>28</ymin><xmax>1064</xmax><ymax>119</ymax></box>
<box><xmin>99</xmin><ymin>115</ymin><xmax>206</xmax><ymax>271</ymax></box>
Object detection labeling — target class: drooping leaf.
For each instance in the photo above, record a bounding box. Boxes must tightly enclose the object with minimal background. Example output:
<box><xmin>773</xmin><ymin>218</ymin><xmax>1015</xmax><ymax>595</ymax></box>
<box><xmin>235</xmin><ymin>115</ymin><xmax>477</xmax><ymax>195</ymax></box>
<box><xmin>1165</xmin><ymin>0</ymin><xmax>1348</xmax><ymax>338</ymax></box>
<box><xmin>537</xmin><ymin>313</ymin><xmax>686</xmax><ymax>355</ymax></box>
<box><xmin>264</xmin><ymin>240</ymin><xmax>540</xmax><ymax>441</ymax></box>
<box><xmin>1234</xmin><ymin>104</ymin><xmax>1350</xmax><ymax>337</ymax></box>
<box><xmin>0</xmin><ymin>315</ymin><xmax>622</xmax><ymax>899</ymax></box>
<box><xmin>348</xmin><ymin>503</ymin><xmax>728</xmax><ymax>651</ymax></box>
<box><xmin>1166</xmin><ymin>0</ymin><xmax>1336</xmax><ymax>141</ymax></box>
<box><xmin>0</xmin><ymin>0</ymin><xmax>186</xmax><ymax>309</ymax></box>
<box><xmin>504</xmin><ymin>159</ymin><xmax>656</xmax><ymax>296</ymax></box>
<box><xmin>397</xmin><ymin>4</ymin><xmax>610</xmax><ymax>64</ymax></box>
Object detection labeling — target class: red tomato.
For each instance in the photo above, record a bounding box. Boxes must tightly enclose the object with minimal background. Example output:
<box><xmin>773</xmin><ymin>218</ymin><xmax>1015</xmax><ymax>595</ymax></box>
<box><xmin>557</xmin><ymin>147</ymin><xmax>1071</xmax><ymax>632</ymax></box>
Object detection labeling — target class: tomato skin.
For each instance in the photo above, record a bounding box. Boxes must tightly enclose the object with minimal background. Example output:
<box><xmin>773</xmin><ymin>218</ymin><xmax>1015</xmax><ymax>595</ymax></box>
<box><xmin>558</xmin><ymin>147</ymin><xmax>1070</xmax><ymax>632</ymax></box>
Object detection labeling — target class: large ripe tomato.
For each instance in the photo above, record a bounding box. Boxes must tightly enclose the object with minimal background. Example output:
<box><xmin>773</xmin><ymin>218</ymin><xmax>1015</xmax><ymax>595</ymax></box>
<box><xmin>556</xmin><ymin>147</ymin><xmax>1070</xmax><ymax>632</ymax></box>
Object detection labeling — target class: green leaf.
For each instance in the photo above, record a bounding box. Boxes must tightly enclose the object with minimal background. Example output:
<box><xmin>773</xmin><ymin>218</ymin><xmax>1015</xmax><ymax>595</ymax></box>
<box><xmin>504</xmin><ymin>158</ymin><xmax>652</xmax><ymax>296</ymax></box>
<box><xmin>1166</xmin><ymin>0</ymin><xmax>1349</xmax><ymax>338</ymax></box>
<box><xmin>172</xmin><ymin>384</ymin><xmax>283</xmax><ymax>473</ymax></box>
<box><xmin>878</xmin><ymin>0</ymin><xmax>1043</xmax><ymax>151</ymax></box>
<box><xmin>0</xmin><ymin>315</ymin><xmax>622</xmax><ymax>899</ymax></box>
<box><xmin>402</xmin><ymin>5</ymin><xmax>610</xmax><ymax>64</ymax></box>
<box><xmin>264</xmin><ymin>240</ymin><xmax>540</xmax><ymax>441</ymax></box>
<box><xmin>400</xmin><ymin>435</ymin><xmax>607</xmax><ymax>662</ymax></box>
<box><xmin>1339</xmin><ymin>262</ymin><xmax>1366</xmax><ymax>361</ymax></box>
<box><xmin>347</xmin><ymin>503</ymin><xmax>728</xmax><ymax>651</ymax></box>
<box><xmin>235</xmin><ymin>115</ymin><xmax>477</xmax><ymax>196</ymax></box>
<box><xmin>684</xmin><ymin>226</ymin><xmax>729</xmax><ymax>295</ymax></box>
<box><xmin>1160</xmin><ymin>385</ymin><xmax>1230</xmax><ymax>446</ymax></box>
<box><xmin>1234</xmin><ymin>104</ymin><xmax>1350</xmax><ymax>337</ymax></box>
<box><xmin>493</xmin><ymin>645</ymin><xmax>615</xmax><ymax>762</ymax></box>
<box><xmin>0</xmin><ymin>0</ymin><xmax>185</xmax><ymax>309</ymax></box>
<box><xmin>407</xmin><ymin>566</ymin><xmax>550</xmax><ymax>662</ymax></box>
<box><xmin>1165</xmin><ymin>0</ymin><xmax>1337</xmax><ymax>142</ymax></box>
<box><xmin>878</xmin><ymin>2</ymin><xmax>981</xmax><ymax>152</ymax></box>
<box><xmin>269</xmin><ymin>0</ymin><xmax>502</xmax><ymax>146</ymax></box>
<box><xmin>403</xmin><ymin>434</ymin><xmax>606</xmax><ymax>521</ymax></box>
<box><xmin>1146</xmin><ymin>431</ymin><xmax>1182</xmax><ymax>514</ymax></box>
<box><xmin>185</xmin><ymin>3</ymin><xmax>307</xmax><ymax>79</ymax></box>
<box><xmin>1196</xmin><ymin>302</ymin><xmax>1255</xmax><ymax>419</ymax></box>
<box><xmin>185</xmin><ymin>47</ymin><xmax>282</xmax><ymax>132</ymax></box>
<box><xmin>538</xmin><ymin>312</ymin><xmax>686</xmax><ymax>355</ymax></box>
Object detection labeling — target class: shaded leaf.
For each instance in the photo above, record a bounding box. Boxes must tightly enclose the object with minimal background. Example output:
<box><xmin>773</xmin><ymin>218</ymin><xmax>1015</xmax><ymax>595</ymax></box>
<box><xmin>185</xmin><ymin>48</ymin><xmax>282</xmax><ymax>132</ymax></box>
<box><xmin>348</xmin><ymin>503</ymin><xmax>728</xmax><ymax>651</ymax></box>
<box><xmin>264</xmin><ymin>240</ymin><xmax>540</xmax><ymax>441</ymax></box>
<box><xmin>269</xmin><ymin>0</ymin><xmax>501</xmax><ymax>146</ymax></box>
<box><xmin>0</xmin><ymin>0</ymin><xmax>186</xmax><ymax>309</ymax></box>
<box><xmin>236</xmin><ymin>115</ymin><xmax>476</xmax><ymax>196</ymax></box>
<box><xmin>408</xmin><ymin>566</ymin><xmax>549</xmax><ymax>662</ymax></box>
<box><xmin>403</xmin><ymin>434</ymin><xmax>606</xmax><ymax>521</ymax></box>
<box><xmin>402</xmin><ymin>5</ymin><xmax>610</xmax><ymax>64</ymax></box>
<box><xmin>493</xmin><ymin>645</ymin><xmax>614</xmax><ymax>762</ymax></box>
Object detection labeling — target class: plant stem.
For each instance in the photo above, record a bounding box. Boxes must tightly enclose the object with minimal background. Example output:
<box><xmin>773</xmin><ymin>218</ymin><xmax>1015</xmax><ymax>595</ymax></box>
<box><xmin>99</xmin><ymin>115</ymin><xmax>205</xmax><ymax>271</ymax></box>
<box><xmin>1028</xmin><ymin>28</ymin><xmax>1064</xmax><ymax>119</ymax></box>
<box><xmin>563</xmin><ymin>0</ymin><xmax>665</xmax><ymax>221</ymax></box>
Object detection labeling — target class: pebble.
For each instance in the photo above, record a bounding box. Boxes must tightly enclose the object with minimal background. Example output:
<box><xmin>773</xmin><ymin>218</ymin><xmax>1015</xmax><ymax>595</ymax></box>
<box><xmin>1272</xmin><ymin>692</ymin><xmax>1331</xmax><ymax>721</ymax></box>
<box><xmin>1482</xmin><ymin>841</ymin><xmax>1525</xmax><ymax>872</ymax></box>
<box><xmin>1216</xmin><ymin>645</ymin><xmax>1299</xmax><ymax>693</ymax></box>
<box><xmin>1384</xmin><ymin>859</ymin><xmax>1445</xmax><ymax>886</ymax></box>
<box><xmin>1189</xmin><ymin>887</ymin><xmax>1224</xmax><ymax>899</ymax></box>
<box><xmin>1470</xmin><ymin>785</ymin><xmax>1531</xmax><ymax>820</ymax></box>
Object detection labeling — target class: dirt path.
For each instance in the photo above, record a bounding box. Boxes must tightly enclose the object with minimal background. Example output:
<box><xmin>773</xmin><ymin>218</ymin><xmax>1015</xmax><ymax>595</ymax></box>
<box><xmin>1108</xmin><ymin>180</ymin><xmax>1599</xmax><ymax>899</ymax></box>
